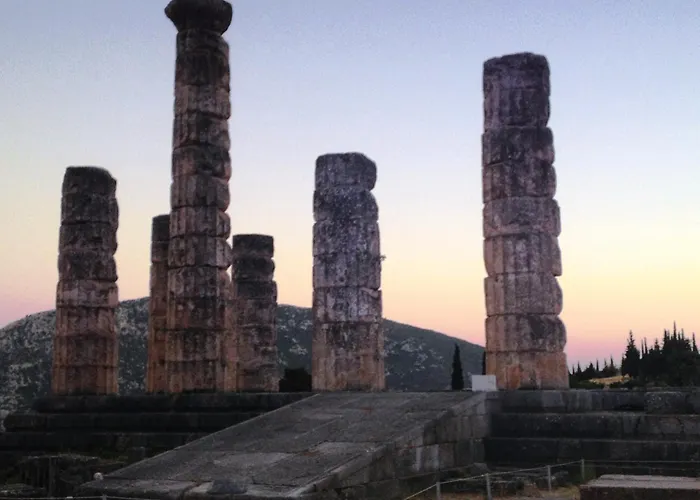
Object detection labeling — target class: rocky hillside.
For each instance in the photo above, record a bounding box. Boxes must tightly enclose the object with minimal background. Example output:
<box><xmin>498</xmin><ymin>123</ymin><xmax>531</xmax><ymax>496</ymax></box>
<box><xmin>0</xmin><ymin>298</ymin><xmax>483</xmax><ymax>420</ymax></box>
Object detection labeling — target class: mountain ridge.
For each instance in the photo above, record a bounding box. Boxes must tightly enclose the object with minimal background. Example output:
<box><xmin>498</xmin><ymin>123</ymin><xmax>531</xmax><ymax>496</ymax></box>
<box><xmin>0</xmin><ymin>298</ymin><xmax>484</xmax><ymax>422</ymax></box>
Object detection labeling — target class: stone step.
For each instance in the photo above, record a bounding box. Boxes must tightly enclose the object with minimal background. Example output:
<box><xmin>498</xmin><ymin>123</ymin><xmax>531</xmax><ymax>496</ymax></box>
<box><xmin>485</xmin><ymin>437</ymin><xmax>700</xmax><ymax>463</ymax></box>
<box><xmin>499</xmin><ymin>390</ymin><xmax>700</xmax><ymax>414</ymax></box>
<box><xmin>0</xmin><ymin>432</ymin><xmax>208</xmax><ymax>453</ymax></box>
<box><xmin>3</xmin><ymin>411</ymin><xmax>264</xmax><ymax>432</ymax></box>
<box><xmin>492</xmin><ymin>412</ymin><xmax>700</xmax><ymax>440</ymax></box>
<box><xmin>487</xmin><ymin>461</ymin><xmax>700</xmax><ymax>482</ymax></box>
<box><xmin>31</xmin><ymin>392</ymin><xmax>312</xmax><ymax>413</ymax></box>
<box><xmin>580</xmin><ymin>475</ymin><xmax>700</xmax><ymax>500</ymax></box>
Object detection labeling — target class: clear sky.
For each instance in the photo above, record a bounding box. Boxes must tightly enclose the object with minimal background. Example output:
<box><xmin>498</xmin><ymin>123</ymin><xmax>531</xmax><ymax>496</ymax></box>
<box><xmin>1</xmin><ymin>0</ymin><xmax>699</xmax><ymax>366</ymax></box>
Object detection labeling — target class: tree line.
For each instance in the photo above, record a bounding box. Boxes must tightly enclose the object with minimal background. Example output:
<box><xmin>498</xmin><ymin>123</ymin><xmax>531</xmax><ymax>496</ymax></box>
<box><xmin>569</xmin><ymin>323</ymin><xmax>700</xmax><ymax>388</ymax></box>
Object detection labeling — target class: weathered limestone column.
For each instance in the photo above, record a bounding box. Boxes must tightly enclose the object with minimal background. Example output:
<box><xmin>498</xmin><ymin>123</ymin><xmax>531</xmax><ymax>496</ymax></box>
<box><xmin>52</xmin><ymin>166</ymin><xmax>119</xmax><ymax>395</ymax></box>
<box><xmin>165</xmin><ymin>0</ymin><xmax>233</xmax><ymax>393</ymax></box>
<box><xmin>312</xmin><ymin>153</ymin><xmax>385</xmax><ymax>391</ymax></box>
<box><xmin>482</xmin><ymin>52</ymin><xmax>569</xmax><ymax>389</ymax></box>
<box><xmin>146</xmin><ymin>215</ymin><xmax>169</xmax><ymax>393</ymax></box>
<box><xmin>230</xmin><ymin>235</ymin><xmax>278</xmax><ymax>392</ymax></box>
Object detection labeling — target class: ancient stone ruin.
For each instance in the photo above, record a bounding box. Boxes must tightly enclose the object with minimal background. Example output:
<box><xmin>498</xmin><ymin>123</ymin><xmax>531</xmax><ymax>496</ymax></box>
<box><xmin>482</xmin><ymin>52</ymin><xmax>568</xmax><ymax>389</ymax></box>
<box><xmin>52</xmin><ymin>166</ymin><xmax>119</xmax><ymax>395</ymax></box>
<box><xmin>312</xmin><ymin>153</ymin><xmax>385</xmax><ymax>391</ymax></box>
<box><xmin>231</xmin><ymin>234</ymin><xmax>278</xmax><ymax>392</ymax></box>
<box><xmin>145</xmin><ymin>214</ymin><xmax>169</xmax><ymax>393</ymax></box>
<box><xmin>164</xmin><ymin>0</ymin><xmax>234</xmax><ymax>392</ymax></box>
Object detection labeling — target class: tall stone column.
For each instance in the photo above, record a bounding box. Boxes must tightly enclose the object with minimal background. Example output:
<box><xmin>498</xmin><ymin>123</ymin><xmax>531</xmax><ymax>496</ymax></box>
<box><xmin>146</xmin><ymin>215</ymin><xmax>169</xmax><ymax>393</ymax></box>
<box><xmin>312</xmin><ymin>153</ymin><xmax>384</xmax><ymax>391</ymax></box>
<box><xmin>165</xmin><ymin>0</ymin><xmax>233</xmax><ymax>393</ymax></box>
<box><xmin>230</xmin><ymin>234</ymin><xmax>278</xmax><ymax>392</ymax></box>
<box><xmin>482</xmin><ymin>52</ymin><xmax>569</xmax><ymax>389</ymax></box>
<box><xmin>52</xmin><ymin>166</ymin><xmax>119</xmax><ymax>395</ymax></box>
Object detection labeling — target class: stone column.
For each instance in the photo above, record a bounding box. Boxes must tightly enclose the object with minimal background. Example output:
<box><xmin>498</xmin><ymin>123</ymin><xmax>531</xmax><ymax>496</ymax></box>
<box><xmin>482</xmin><ymin>52</ymin><xmax>568</xmax><ymax>389</ymax></box>
<box><xmin>230</xmin><ymin>234</ymin><xmax>278</xmax><ymax>392</ymax></box>
<box><xmin>312</xmin><ymin>153</ymin><xmax>384</xmax><ymax>391</ymax></box>
<box><xmin>165</xmin><ymin>0</ymin><xmax>233</xmax><ymax>393</ymax></box>
<box><xmin>52</xmin><ymin>166</ymin><xmax>119</xmax><ymax>395</ymax></box>
<box><xmin>146</xmin><ymin>215</ymin><xmax>169</xmax><ymax>393</ymax></box>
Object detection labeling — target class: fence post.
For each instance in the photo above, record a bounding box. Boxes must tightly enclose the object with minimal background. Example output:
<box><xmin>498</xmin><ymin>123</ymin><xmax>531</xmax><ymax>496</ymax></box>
<box><xmin>485</xmin><ymin>473</ymin><xmax>492</xmax><ymax>500</ymax></box>
<box><xmin>546</xmin><ymin>465</ymin><xmax>552</xmax><ymax>491</ymax></box>
<box><xmin>580</xmin><ymin>458</ymin><xmax>586</xmax><ymax>483</ymax></box>
<box><xmin>435</xmin><ymin>479</ymin><xmax>441</xmax><ymax>500</ymax></box>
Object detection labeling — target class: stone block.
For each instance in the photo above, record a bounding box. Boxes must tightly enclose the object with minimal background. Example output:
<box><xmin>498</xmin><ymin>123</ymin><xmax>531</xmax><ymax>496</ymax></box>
<box><xmin>231</xmin><ymin>255</ymin><xmax>275</xmax><ymax>281</ymax></box>
<box><xmin>58</xmin><ymin>250</ymin><xmax>117</xmax><ymax>281</ymax></box>
<box><xmin>313</xmin><ymin>288</ymin><xmax>382</xmax><ymax>323</ymax></box>
<box><xmin>231</xmin><ymin>234</ymin><xmax>274</xmax><ymax>258</ymax></box>
<box><xmin>171</xmin><ymin>145</ymin><xmax>231</xmax><ymax>180</ymax></box>
<box><xmin>483</xmin><ymin>196</ymin><xmax>560</xmax><ymax>238</ymax></box>
<box><xmin>62</xmin><ymin>166</ymin><xmax>117</xmax><ymax>196</ymax></box>
<box><xmin>171</xmin><ymin>174</ymin><xmax>230</xmax><ymax>210</ymax></box>
<box><xmin>484</xmin><ymin>233</ymin><xmax>561</xmax><ymax>276</ymax></box>
<box><xmin>168</xmin><ymin>267</ymin><xmax>231</xmax><ymax>298</ymax></box>
<box><xmin>484</xmin><ymin>87</ymin><xmax>550</xmax><ymax>129</ymax></box>
<box><xmin>175</xmin><ymin>31</ymin><xmax>230</xmax><ymax>86</ymax></box>
<box><xmin>174</xmin><ymin>85</ymin><xmax>231</xmax><ymax>118</ymax></box>
<box><xmin>313</xmin><ymin>187</ymin><xmax>378</xmax><ymax>222</ymax></box>
<box><xmin>313</xmin><ymin>252</ymin><xmax>381</xmax><ymax>289</ymax></box>
<box><xmin>485</xmin><ymin>314</ymin><xmax>566</xmax><ymax>351</ymax></box>
<box><xmin>59</xmin><ymin>222</ymin><xmax>117</xmax><ymax>253</ymax></box>
<box><xmin>484</xmin><ymin>273</ymin><xmax>563</xmax><ymax>315</ymax></box>
<box><xmin>483</xmin><ymin>157</ymin><xmax>556</xmax><ymax>203</ymax></box>
<box><xmin>313</xmin><ymin>219</ymin><xmax>380</xmax><ymax>256</ymax></box>
<box><xmin>172</xmin><ymin>114</ymin><xmax>230</xmax><ymax>150</ymax></box>
<box><xmin>645</xmin><ymin>392</ymin><xmax>689</xmax><ymax>414</ymax></box>
<box><xmin>170</xmin><ymin>206</ymin><xmax>231</xmax><ymax>237</ymax></box>
<box><xmin>55</xmin><ymin>306</ymin><xmax>116</xmax><ymax>337</ymax></box>
<box><xmin>232</xmin><ymin>280</ymin><xmax>277</xmax><ymax>301</ymax></box>
<box><xmin>169</xmin><ymin>236</ymin><xmax>232</xmax><ymax>268</ymax></box>
<box><xmin>315</xmin><ymin>152</ymin><xmax>377</xmax><ymax>190</ymax></box>
<box><xmin>486</xmin><ymin>351</ymin><xmax>569</xmax><ymax>389</ymax></box>
<box><xmin>60</xmin><ymin>193</ymin><xmax>119</xmax><ymax>226</ymax></box>
<box><xmin>166</xmin><ymin>0</ymin><xmax>233</xmax><ymax>35</ymax></box>
<box><xmin>56</xmin><ymin>280</ymin><xmax>119</xmax><ymax>308</ymax></box>
<box><xmin>167</xmin><ymin>297</ymin><xmax>228</xmax><ymax>330</ymax></box>
<box><xmin>482</xmin><ymin>126</ymin><xmax>554</xmax><ymax>167</ymax></box>
<box><xmin>233</xmin><ymin>298</ymin><xmax>277</xmax><ymax>327</ymax></box>
<box><xmin>483</xmin><ymin>52</ymin><xmax>550</xmax><ymax>93</ymax></box>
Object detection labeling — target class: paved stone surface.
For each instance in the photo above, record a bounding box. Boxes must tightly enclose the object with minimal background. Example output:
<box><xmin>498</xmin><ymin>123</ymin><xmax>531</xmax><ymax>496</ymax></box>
<box><xmin>581</xmin><ymin>474</ymin><xmax>700</xmax><ymax>500</ymax></box>
<box><xmin>77</xmin><ymin>392</ymin><xmax>491</xmax><ymax>499</ymax></box>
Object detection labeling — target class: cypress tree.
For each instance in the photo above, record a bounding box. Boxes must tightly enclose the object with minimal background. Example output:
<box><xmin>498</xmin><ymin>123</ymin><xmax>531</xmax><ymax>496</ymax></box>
<box><xmin>451</xmin><ymin>344</ymin><xmax>465</xmax><ymax>390</ymax></box>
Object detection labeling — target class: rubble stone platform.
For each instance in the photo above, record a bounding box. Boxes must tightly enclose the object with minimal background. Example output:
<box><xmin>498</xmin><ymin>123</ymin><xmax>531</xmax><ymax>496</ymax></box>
<box><xmin>580</xmin><ymin>474</ymin><xmax>700</xmax><ymax>500</ymax></box>
<box><xmin>77</xmin><ymin>391</ymin><xmax>495</xmax><ymax>500</ymax></box>
<box><xmin>0</xmin><ymin>393</ymin><xmax>312</xmax><ymax>468</ymax></box>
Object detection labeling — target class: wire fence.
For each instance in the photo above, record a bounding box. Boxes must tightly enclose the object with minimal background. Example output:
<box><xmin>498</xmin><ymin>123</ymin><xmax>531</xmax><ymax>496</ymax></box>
<box><xmin>403</xmin><ymin>458</ymin><xmax>700</xmax><ymax>500</ymax></box>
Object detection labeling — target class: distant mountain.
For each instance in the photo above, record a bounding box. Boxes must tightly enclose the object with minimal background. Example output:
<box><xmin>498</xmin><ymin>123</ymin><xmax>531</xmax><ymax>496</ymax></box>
<box><xmin>0</xmin><ymin>298</ymin><xmax>483</xmax><ymax>421</ymax></box>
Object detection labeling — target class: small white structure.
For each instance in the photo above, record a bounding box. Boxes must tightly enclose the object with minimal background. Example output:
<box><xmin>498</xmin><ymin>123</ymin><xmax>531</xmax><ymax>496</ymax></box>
<box><xmin>470</xmin><ymin>374</ymin><xmax>497</xmax><ymax>392</ymax></box>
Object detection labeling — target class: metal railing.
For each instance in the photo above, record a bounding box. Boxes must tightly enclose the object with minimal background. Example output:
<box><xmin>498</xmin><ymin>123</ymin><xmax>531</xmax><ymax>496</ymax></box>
<box><xmin>403</xmin><ymin>458</ymin><xmax>700</xmax><ymax>500</ymax></box>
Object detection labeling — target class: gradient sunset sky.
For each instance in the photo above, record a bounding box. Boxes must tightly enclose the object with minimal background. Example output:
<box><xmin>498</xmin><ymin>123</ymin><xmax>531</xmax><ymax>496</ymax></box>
<box><xmin>1</xmin><ymin>1</ymin><xmax>699</xmax><ymax>366</ymax></box>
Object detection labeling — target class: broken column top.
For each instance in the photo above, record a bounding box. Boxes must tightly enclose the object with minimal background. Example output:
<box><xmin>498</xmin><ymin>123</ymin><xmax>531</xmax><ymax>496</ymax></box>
<box><xmin>62</xmin><ymin>166</ymin><xmax>116</xmax><ymax>196</ymax></box>
<box><xmin>151</xmin><ymin>214</ymin><xmax>170</xmax><ymax>242</ymax></box>
<box><xmin>315</xmin><ymin>153</ymin><xmax>377</xmax><ymax>191</ymax></box>
<box><xmin>232</xmin><ymin>234</ymin><xmax>274</xmax><ymax>257</ymax></box>
<box><xmin>165</xmin><ymin>0</ymin><xmax>233</xmax><ymax>34</ymax></box>
<box><xmin>483</xmin><ymin>52</ymin><xmax>550</xmax><ymax>94</ymax></box>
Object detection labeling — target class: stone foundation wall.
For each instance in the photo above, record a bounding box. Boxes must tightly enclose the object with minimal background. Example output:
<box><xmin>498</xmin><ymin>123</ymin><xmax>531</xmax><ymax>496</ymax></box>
<box><xmin>334</xmin><ymin>393</ymin><xmax>498</xmax><ymax>499</ymax></box>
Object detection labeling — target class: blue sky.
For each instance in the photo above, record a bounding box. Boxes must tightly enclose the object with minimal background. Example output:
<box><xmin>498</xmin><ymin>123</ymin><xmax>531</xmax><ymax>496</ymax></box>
<box><xmin>1</xmin><ymin>0</ymin><xmax>699</xmax><ymax>364</ymax></box>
